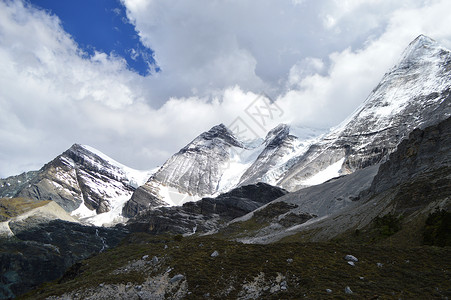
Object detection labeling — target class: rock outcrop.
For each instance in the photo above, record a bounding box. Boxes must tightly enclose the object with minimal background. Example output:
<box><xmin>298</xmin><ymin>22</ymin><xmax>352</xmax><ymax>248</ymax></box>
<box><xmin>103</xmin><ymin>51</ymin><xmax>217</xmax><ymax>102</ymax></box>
<box><xmin>127</xmin><ymin>183</ymin><xmax>287</xmax><ymax>235</ymax></box>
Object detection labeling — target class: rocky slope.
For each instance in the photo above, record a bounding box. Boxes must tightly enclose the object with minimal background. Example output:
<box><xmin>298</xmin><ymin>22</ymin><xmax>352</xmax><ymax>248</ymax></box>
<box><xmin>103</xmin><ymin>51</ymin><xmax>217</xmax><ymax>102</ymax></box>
<box><xmin>22</xmin><ymin>234</ymin><xmax>451</xmax><ymax>300</ymax></box>
<box><xmin>151</xmin><ymin>124</ymin><xmax>246</xmax><ymax>195</ymax></box>
<box><xmin>301</xmin><ymin>115</ymin><xmax>451</xmax><ymax>244</ymax></box>
<box><xmin>0</xmin><ymin>171</ymin><xmax>38</xmax><ymax>199</ymax></box>
<box><xmin>0</xmin><ymin>198</ymin><xmax>76</xmax><ymax>236</ymax></box>
<box><xmin>225</xmin><ymin>115</ymin><xmax>451</xmax><ymax>244</ymax></box>
<box><xmin>127</xmin><ymin>182</ymin><xmax>287</xmax><ymax>235</ymax></box>
<box><xmin>0</xmin><ymin>198</ymin><xmax>128</xmax><ymax>299</ymax></box>
<box><xmin>0</xmin><ymin>144</ymin><xmax>153</xmax><ymax>226</ymax></box>
<box><xmin>237</xmin><ymin>124</ymin><xmax>311</xmax><ymax>186</ymax></box>
<box><xmin>278</xmin><ymin>35</ymin><xmax>451</xmax><ymax>191</ymax></box>
<box><xmin>0</xmin><ymin>197</ymin><xmax>50</xmax><ymax>223</ymax></box>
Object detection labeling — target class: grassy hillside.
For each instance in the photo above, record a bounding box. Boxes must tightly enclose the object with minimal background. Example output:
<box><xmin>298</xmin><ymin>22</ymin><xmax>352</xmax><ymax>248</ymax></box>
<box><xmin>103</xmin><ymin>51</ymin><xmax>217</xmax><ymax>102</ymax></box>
<box><xmin>0</xmin><ymin>198</ymin><xmax>50</xmax><ymax>221</ymax></box>
<box><xmin>22</xmin><ymin>233</ymin><xmax>450</xmax><ymax>299</ymax></box>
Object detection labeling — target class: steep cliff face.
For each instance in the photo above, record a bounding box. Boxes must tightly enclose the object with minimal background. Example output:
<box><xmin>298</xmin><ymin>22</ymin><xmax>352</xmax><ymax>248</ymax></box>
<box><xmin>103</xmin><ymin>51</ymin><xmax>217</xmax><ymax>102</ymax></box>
<box><xmin>278</xmin><ymin>35</ymin><xmax>451</xmax><ymax>191</ymax></box>
<box><xmin>0</xmin><ymin>198</ymin><xmax>128</xmax><ymax>299</ymax></box>
<box><xmin>0</xmin><ymin>219</ymin><xmax>127</xmax><ymax>299</ymax></box>
<box><xmin>368</xmin><ymin>116</ymin><xmax>451</xmax><ymax>210</ymax></box>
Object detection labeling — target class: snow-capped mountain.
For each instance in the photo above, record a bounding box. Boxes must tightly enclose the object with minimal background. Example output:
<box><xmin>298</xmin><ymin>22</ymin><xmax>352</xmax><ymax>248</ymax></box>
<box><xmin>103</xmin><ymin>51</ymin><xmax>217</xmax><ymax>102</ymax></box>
<box><xmin>122</xmin><ymin>124</ymin><xmax>262</xmax><ymax>217</ymax></box>
<box><xmin>2</xmin><ymin>35</ymin><xmax>450</xmax><ymax>224</ymax></box>
<box><xmin>122</xmin><ymin>122</ymin><xmax>323</xmax><ymax>217</ymax></box>
<box><xmin>0</xmin><ymin>144</ymin><xmax>154</xmax><ymax>226</ymax></box>
<box><xmin>278</xmin><ymin>35</ymin><xmax>451</xmax><ymax>191</ymax></box>
<box><xmin>2</xmin><ymin>35</ymin><xmax>451</xmax><ymax>299</ymax></box>
<box><xmin>237</xmin><ymin>124</ymin><xmax>320</xmax><ymax>187</ymax></box>
<box><xmin>150</xmin><ymin>124</ymin><xmax>247</xmax><ymax>196</ymax></box>
<box><xmin>123</xmin><ymin>34</ymin><xmax>451</xmax><ymax>217</ymax></box>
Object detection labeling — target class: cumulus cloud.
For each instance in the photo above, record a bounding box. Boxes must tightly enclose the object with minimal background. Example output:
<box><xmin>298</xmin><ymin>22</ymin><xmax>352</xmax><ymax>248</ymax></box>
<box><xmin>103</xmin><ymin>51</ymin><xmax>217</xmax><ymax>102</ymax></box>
<box><xmin>1</xmin><ymin>0</ymin><xmax>451</xmax><ymax>177</ymax></box>
<box><xmin>121</xmin><ymin>0</ymin><xmax>328</xmax><ymax>100</ymax></box>
<box><xmin>277</xmin><ymin>0</ymin><xmax>451</xmax><ymax>127</ymax></box>
<box><xmin>0</xmin><ymin>1</ymin><xmax>149</xmax><ymax>174</ymax></box>
<box><xmin>0</xmin><ymin>1</ymin><xmax>266</xmax><ymax>176</ymax></box>
<box><xmin>120</xmin><ymin>0</ymin><xmax>451</xmax><ymax>123</ymax></box>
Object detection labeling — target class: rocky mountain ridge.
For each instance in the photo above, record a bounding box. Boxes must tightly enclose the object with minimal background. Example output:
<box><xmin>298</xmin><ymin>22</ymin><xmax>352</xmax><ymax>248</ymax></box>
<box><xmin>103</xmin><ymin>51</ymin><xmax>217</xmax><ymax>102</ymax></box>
<box><xmin>127</xmin><ymin>182</ymin><xmax>287</xmax><ymax>236</ymax></box>
<box><xmin>0</xmin><ymin>144</ymin><xmax>153</xmax><ymax>226</ymax></box>
<box><xmin>122</xmin><ymin>123</ymin><xmax>314</xmax><ymax>218</ymax></box>
<box><xmin>122</xmin><ymin>34</ymin><xmax>451</xmax><ymax>217</ymax></box>
<box><xmin>278</xmin><ymin>35</ymin><xmax>451</xmax><ymax>191</ymax></box>
<box><xmin>1</xmin><ymin>35</ymin><xmax>450</xmax><ymax>225</ymax></box>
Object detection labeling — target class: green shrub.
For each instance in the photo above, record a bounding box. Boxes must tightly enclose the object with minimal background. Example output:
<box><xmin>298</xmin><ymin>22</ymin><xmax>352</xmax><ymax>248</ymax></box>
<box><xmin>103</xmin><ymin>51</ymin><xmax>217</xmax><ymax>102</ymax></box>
<box><xmin>375</xmin><ymin>214</ymin><xmax>402</xmax><ymax>237</ymax></box>
<box><xmin>173</xmin><ymin>234</ymin><xmax>183</xmax><ymax>242</ymax></box>
<box><xmin>423</xmin><ymin>209</ymin><xmax>451</xmax><ymax>247</ymax></box>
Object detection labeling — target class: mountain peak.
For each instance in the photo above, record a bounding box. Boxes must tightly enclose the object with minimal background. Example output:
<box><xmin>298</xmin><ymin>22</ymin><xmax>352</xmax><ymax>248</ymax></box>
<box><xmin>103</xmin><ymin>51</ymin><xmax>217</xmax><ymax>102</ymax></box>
<box><xmin>404</xmin><ymin>34</ymin><xmax>438</xmax><ymax>54</ymax></box>
<box><xmin>65</xmin><ymin>143</ymin><xmax>107</xmax><ymax>164</ymax></box>
<box><xmin>206</xmin><ymin>123</ymin><xmax>230</xmax><ymax>136</ymax></box>
<box><xmin>264</xmin><ymin>124</ymin><xmax>290</xmax><ymax>148</ymax></box>
<box><xmin>396</xmin><ymin>34</ymin><xmax>443</xmax><ymax>68</ymax></box>
<box><xmin>68</xmin><ymin>143</ymin><xmax>83</xmax><ymax>151</ymax></box>
<box><xmin>411</xmin><ymin>34</ymin><xmax>436</xmax><ymax>46</ymax></box>
<box><xmin>67</xmin><ymin>143</ymin><xmax>100</xmax><ymax>155</ymax></box>
<box><xmin>266</xmin><ymin>123</ymin><xmax>289</xmax><ymax>136</ymax></box>
<box><xmin>196</xmin><ymin>123</ymin><xmax>243</xmax><ymax>147</ymax></box>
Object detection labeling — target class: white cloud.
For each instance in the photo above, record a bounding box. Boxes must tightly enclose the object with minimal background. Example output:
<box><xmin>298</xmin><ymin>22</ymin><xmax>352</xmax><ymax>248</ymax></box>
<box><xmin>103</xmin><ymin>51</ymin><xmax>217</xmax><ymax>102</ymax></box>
<box><xmin>121</xmin><ymin>0</ymin><xmax>329</xmax><ymax>100</ymax></box>
<box><xmin>1</xmin><ymin>0</ymin><xmax>451</xmax><ymax>177</ymax></box>
<box><xmin>288</xmin><ymin>58</ymin><xmax>326</xmax><ymax>88</ymax></box>
<box><xmin>278</xmin><ymin>0</ymin><xmax>451</xmax><ymax>127</ymax></box>
<box><xmin>0</xmin><ymin>0</ymin><xmax>267</xmax><ymax>176</ymax></box>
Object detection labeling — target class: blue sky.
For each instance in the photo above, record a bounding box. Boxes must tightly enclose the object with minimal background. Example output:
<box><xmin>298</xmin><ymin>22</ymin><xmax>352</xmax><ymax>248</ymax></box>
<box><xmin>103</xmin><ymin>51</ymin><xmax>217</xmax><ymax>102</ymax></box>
<box><xmin>29</xmin><ymin>0</ymin><xmax>157</xmax><ymax>75</ymax></box>
<box><xmin>1</xmin><ymin>0</ymin><xmax>451</xmax><ymax>177</ymax></box>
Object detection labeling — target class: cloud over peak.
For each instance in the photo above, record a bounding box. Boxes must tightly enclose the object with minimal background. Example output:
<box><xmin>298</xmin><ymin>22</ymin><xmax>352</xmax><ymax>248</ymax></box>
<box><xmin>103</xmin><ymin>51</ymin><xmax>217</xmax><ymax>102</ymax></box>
<box><xmin>1</xmin><ymin>0</ymin><xmax>451</xmax><ymax>177</ymax></box>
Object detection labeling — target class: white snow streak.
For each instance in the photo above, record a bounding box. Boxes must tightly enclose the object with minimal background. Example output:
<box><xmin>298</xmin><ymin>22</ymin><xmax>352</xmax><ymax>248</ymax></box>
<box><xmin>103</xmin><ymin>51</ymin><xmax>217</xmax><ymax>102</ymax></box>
<box><xmin>301</xmin><ymin>158</ymin><xmax>345</xmax><ymax>186</ymax></box>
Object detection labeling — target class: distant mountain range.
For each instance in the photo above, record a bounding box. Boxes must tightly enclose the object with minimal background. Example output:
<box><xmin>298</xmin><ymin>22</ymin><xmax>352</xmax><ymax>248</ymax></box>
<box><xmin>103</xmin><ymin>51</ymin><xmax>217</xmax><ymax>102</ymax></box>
<box><xmin>2</xmin><ymin>35</ymin><xmax>450</xmax><ymax>226</ymax></box>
